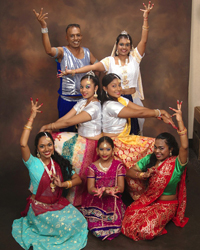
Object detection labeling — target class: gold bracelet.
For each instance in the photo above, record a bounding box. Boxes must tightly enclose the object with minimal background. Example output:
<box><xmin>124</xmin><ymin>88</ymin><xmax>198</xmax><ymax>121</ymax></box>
<box><xmin>177</xmin><ymin>127</ymin><xmax>187</xmax><ymax>135</ymax></box>
<box><xmin>179</xmin><ymin>132</ymin><xmax>187</xmax><ymax>136</ymax></box>
<box><xmin>142</xmin><ymin>25</ymin><xmax>149</xmax><ymax>31</ymax></box>
<box><xmin>24</xmin><ymin>125</ymin><xmax>32</xmax><ymax>130</ymax></box>
<box><xmin>154</xmin><ymin>109</ymin><xmax>161</xmax><ymax>118</ymax></box>
<box><xmin>66</xmin><ymin>180</ymin><xmax>72</xmax><ymax>189</ymax></box>
<box><xmin>71</xmin><ymin>70</ymin><xmax>77</xmax><ymax>76</ymax></box>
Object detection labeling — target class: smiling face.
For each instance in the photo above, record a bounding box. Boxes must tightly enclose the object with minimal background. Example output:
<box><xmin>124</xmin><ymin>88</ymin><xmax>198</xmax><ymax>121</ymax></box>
<box><xmin>66</xmin><ymin>26</ymin><xmax>82</xmax><ymax>48</ymax></box>
<box><xmin>103</xmin><ymin>78</ymin><xmax>122</xmax><ymax>100</ymax></box>
<box><xmin>80</xmin><ymin>78</ymin><xmax>98</xmax><ymax>100</ymax></box>
<box><xmin>154</xmin><ymin>139</ymin><xmax>172</xmax><ymax>162</ymax></box>
<box><xmin>37</xmin><ymin>136</ymin><xmax>54</xmax><ymax>161</ymax></box>
<box><xmin>97</xmin><ymin>141</ymin><xmax>113</xmax><ymax>162</ymax></box>
<box><xmin>116</xmin><ymin>37</ymin><xmax>131</xmax><ymax>56</ymax></box>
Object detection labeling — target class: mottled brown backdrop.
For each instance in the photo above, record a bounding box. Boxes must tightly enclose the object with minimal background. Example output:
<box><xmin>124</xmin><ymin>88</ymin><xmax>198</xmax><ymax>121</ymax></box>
<box><xmin>0</xmin><ymin>0</ymin><xmax>191</xmax><ymax>247</ymax></box>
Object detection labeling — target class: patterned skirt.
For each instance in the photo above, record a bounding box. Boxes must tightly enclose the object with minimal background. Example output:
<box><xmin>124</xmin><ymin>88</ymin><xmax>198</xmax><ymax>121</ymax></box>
<box><xmin>12</xmin><ymin>204</ymin><xmax>88</xmax><ymax>250</ymax></box>
<box><xmin>53</xmin><ymin>132</ymin><xmax>155</xmax><ymax>204</ymax></box>
<box><xmin>121</xmin><ymin>200</ymin><xmax>178</xmax><ymax>241</ymax></box>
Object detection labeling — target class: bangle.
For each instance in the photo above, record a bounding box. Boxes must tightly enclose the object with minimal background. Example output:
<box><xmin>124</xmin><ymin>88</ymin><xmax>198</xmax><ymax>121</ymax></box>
<box><xmin>71</xmin><ymin>69</ymin><xmax>77</xmax><ymax>76</ymax></box>
<box><xmin>177</xmin><ymin>127</ymin><xmax>187</xmax><ymax>135</ymax></box>
<box><xmin>135</xmin><ymin>171</ymin><xmax>142</xmax><ymax>179</ymax></box>
<box><xmin>66</xmin><ymin>180</ymin><xmax>72</xmax><ymax>189</ymax></box>
<box><xmin>41</xmin><ymin>27</ymin><xmax>48</xmax><ymax>34</ymax></box>
<box><xmin>154</xmin><ymin>109</ymin><xmax>161</xmax><ymax>118</ymax></box>
<box><xmin>179</xmin><ymin>132</ymin><xmax>187</xmax><ymax>136</ymax></box>
<box><xmin>142</xmin><ymin>25</ymin><xmax>149</xmax><ymax>31</ymax></box>
<box><xmin>24</xmin><ymin>125</ymin><xmax>32</xmax><ymax>130</ymax></box>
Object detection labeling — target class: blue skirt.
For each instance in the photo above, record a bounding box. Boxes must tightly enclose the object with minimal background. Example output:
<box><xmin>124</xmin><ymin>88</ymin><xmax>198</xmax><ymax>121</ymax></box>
<box><xmin>12</xmin><ymin>204</ymin><xmax>88</xmax><ymax>250</ymax></box>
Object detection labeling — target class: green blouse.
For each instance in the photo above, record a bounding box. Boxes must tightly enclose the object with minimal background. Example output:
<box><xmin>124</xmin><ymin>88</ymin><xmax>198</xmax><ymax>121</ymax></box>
<box><xmin>136</xmin><ymin>154</ymin><xmax>187</xmax><ymax>195</ymax></box>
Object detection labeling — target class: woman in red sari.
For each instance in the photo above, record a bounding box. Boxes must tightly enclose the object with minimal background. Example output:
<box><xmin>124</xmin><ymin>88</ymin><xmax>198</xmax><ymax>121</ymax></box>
<box><xmin>122</xmin><ymin>100</ymin><xmax>188</xmax><ymax>241</ymax></box>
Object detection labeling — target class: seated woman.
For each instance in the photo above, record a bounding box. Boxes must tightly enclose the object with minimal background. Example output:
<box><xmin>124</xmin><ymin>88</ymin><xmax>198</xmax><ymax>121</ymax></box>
<box><xmin>12</xmin><ymin>99</ymin><xmax>88</xmax><ymax>250</ymax></box>
<box><xmin>122</xmin><ymin>100</ymin><xmax>188</xmax><ymax>241</ymax></box>
<box><xmin>57</xmin><ymin>1</ymin><xmax>154</xmax><ymax>135</ymax></box>
<box><xmin>81</xmin><ymin>136</ymin><xmax>126</xmax><ymax>240</ymax></box>
<box><xmin>101</xmin><ymin>73</ymin><xmax>175</xmax><ymax>200</ymax></box>
<box><xmin>40</xmin><ymin>73</ymin><xmax>101</xmax><ymax>206</ymax></box>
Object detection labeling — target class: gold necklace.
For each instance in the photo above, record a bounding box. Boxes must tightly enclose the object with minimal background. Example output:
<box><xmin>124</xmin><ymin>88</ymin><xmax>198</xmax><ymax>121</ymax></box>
<box><xmin>98</xmin><ymin>161</ymin><xmax>112</xmax><ymax>172</ymax></box>
<box><xmin>118</xmin><ymin>58</ymin><xmax>129</xmax><ymax>88</ymax></box>
<box><xmin>40</xmin><ymin>158</ymin><xmax>56</xmax><ymax>192</ymax></box>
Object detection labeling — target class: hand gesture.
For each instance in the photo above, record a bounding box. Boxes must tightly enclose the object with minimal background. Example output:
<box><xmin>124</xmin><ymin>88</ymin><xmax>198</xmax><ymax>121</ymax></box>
<box><xmin>105</xmin><ymin>187</ymin><xmax>120</xmax><ymax>198</ymax></box>
<box><xmin>140</xmin><ymin>1</ymin><xmax>154</xmax><ymax>18</ymax></box>
<box><xmin>57</xmin><ymin>66</ymin><xmax>73</xmax><ymax>78</ymax></box>
<box><xmin>93</xmin><ymin>187</ymin><xmax>105</xmax><ymax>198</ymax></box>
<box><xmin>30</xmin><ymin>98</ymin><xmax>43</xmax><ymax>120</ymax></box>
<box><xmin>169</xmin><ymin>100</ymin><xmax>183</xmax><ymax>123</ymax></box>
<box><xmin>33</xmin><ymin>8</ymin><xmax>48</xmax><ymax>28</ymax></box>
<box><xmin>160</xmin><ymin>110</ymin><xmax>178</xmax><ymax>130</ymax></box>
<box><xmin>52</xmin><ymin>174</ymin><xmax>62</xmax><ymax>187</ymax></box>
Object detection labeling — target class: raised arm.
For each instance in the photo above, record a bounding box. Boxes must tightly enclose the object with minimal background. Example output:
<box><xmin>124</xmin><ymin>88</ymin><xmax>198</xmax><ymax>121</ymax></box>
<box><xmin>20</xmin><ymin>98</ymin><xmax>43</xmax><ymax>162</ymax></box>
<box><xmin>170</xmin><ymin>101</ymin><xmax>188</xmax><ymax>164</ymax></box>
<box><xmin>33</xmin><ymin>8</ymin><xmax>63</xmax><ymax>60</ymax></box>
<box><xmin>137</xmin><ymin>1</ymin><xmax>154</xmax><ymax>56</ymax></box>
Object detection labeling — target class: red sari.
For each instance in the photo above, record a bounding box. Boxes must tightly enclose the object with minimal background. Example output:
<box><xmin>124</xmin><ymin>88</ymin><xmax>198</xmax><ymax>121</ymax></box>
<box><xmin>121</xmin><ymin>156</ymin><xmax>188</xmax><ymax>241</ymax></box>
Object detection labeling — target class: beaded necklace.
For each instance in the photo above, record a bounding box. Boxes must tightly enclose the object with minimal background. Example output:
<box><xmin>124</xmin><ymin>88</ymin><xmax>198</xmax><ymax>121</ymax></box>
<box><xmin>40</xmin><ymin>158</ymin><xmax>56</xmax><ymax>192</ymax></box>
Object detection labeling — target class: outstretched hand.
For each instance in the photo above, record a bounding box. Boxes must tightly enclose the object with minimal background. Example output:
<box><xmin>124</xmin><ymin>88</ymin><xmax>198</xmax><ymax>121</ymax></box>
<box><xmin>169</xmin><ymin>100</ymin><xmax>183</xmax><ymax>123</ymax></box>
<box><xmin>93</xmin><ymin>187</ymin><xmax>106</xmax><ymax>198</ymax></box>
<box><xmin>33</xmin><ymin>8</ymin><xmax>48</xmax><ymax>28</ymax></box>
<box><xmin>57</xmin><ymin>66</ymin><xmax>73</xmax><ymax>78</ymax></box>
<box><xmin>105</xmin><ymin>187</ymin><xmax>120</xmax><ymax>198</ymax></box>
<box><xmin>30</xmin><ymin>98</ymin><xmax>43</xmax><ymax>119</ymax></box>
<box><xmin>140</xmin><ymin>1</ymin><xmax>154</xmax><ymax>17</ymax></box>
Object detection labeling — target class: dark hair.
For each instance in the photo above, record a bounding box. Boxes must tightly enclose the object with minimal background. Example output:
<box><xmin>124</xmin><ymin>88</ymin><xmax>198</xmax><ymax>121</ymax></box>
<box><xmin>66</xmin><ymin>24</ymin><xmax>80</xmax><ymax>33</ymax></box>
<box><xmin>97</xmin><ymin>136</ymin><xmax>114</xmax><ymax>149</ymax></box>
<box><xmin>115</xmin><ymin>33</ymin><xmax>133</xmax><ymax>56</ymax></box>
<box><xmin>81</xmin><ymin>74</ymin><xmax>101</xmax><ymax>101</ymax></box>
<box><xmin>101</xmin><ymin>73</ymin><xmax>121</xmax><ymax>104</ymax></box>
<box><xmin>145</xmin><ymin>132</ymin><xmax>179</xmax><ymax>169</ymax></box>
<box><xmin>35</xmin><ymin>132</ymin><xmax>73</xmax><ymax>196</ymax></box>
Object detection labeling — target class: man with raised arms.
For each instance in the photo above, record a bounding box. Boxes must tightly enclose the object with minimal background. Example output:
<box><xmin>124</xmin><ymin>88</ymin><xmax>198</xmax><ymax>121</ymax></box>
<box><xmin>33</xmin><ymin>8</ymin><xmax>98</xmax><ymax>132</ymax></box>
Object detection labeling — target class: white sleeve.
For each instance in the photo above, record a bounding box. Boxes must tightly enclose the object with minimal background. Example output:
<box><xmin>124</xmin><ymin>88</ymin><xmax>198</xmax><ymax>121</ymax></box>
<box><xmin>84</xmin><ymin>102</ymin><xmax>100</xmax><ymax>119</ymax></box>
<box><xmin>100</xmin><ymin>56</ymin><xmax>111</xmax><ymax>71</ymax></box>
<box><xmin>106</xmin><ymin>101</ymin><xmax>125</xmax><ymax>117</ymax></box>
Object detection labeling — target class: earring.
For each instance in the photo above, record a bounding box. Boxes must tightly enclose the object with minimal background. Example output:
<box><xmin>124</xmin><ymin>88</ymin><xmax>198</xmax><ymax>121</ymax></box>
<box><xmin>169</xmin><ymin>151</ymin><xmax>172</xmax><ymax>157</ymax></box>
<box><xmin>105</xmin><ymin>91</ymin><xmax>108</xmax><ymax>97</ymax></box>
<box><xmin>94</xmin><ymin>90</ymin><xmax>98</xmax><ymax>98</ymax></box>
<box><xmin>37</xmin><ymin>151</ymin><xmax>40</xmax><ymax>158</ymax></box>
<box><xmin>116</xmin><ymin>50</ymin><xmax>118</xmax><ymax>55</ymax></box>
